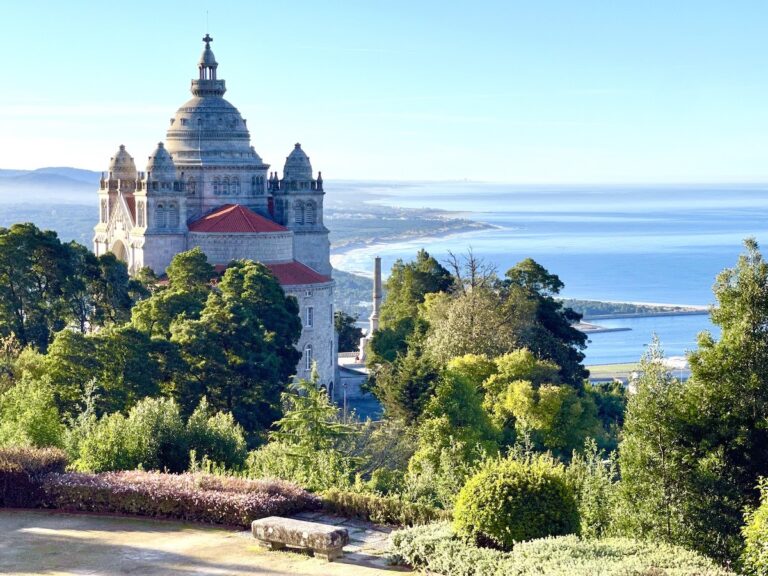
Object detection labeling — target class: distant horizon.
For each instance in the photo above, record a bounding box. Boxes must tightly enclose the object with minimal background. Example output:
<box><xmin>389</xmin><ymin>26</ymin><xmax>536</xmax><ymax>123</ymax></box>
<box><xmin>4</xmin><ymin>166</ymin><xmax>768</xmax><ymax>189</ymax></box>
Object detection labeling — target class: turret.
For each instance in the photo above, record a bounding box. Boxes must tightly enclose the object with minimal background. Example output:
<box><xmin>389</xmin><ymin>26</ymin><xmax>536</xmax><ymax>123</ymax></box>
<box><xmin>136</xmin><ymin>142</ymin><xmax>185</xmax><ymax>232</ymax></box>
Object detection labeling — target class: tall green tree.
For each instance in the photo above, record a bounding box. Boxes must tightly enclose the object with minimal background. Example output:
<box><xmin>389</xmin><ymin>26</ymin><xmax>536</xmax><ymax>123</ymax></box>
<box><xmin>617</xmin><ymin>338</ymin><xmax>690</xmax><ymax>546</ymax></box>
<box><xmin>681</xmin><ymin>238</ymin><xmax>768</xmax><ymax>560</ymax></box>
<box><xmin>334</xmin><ymin>311</ymin><xmax>363</xmax><ymax>352</ymax></box>
<box><xmin>171</xmin><ymin>260</ymin><xmax>301</xmax><ymax>439</ymax></box>
<box><xmin>503</xmin><ymin>259</ymin><xmax>588</xmax><ymax>386</ymax></box>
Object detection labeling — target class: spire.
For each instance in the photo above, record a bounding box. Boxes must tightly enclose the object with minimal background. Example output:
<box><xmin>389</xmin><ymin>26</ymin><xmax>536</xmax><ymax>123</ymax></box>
<box><xmin>198</xmin><ymin>34</ymin><xmax>218</xmax><ymax>80</ymax></box>
<box><xmin>369</xmin><ymin>256</ymin><xmax>382</xmax><ymax>333</ymax></box>
<box><xmin>191</xmin><ymin>34</ymin><xmax>226</xmax><ymax>97</ymax></box>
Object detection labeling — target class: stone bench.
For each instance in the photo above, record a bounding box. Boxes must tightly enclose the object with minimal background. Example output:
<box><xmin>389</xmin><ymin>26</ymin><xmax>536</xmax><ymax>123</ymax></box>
<box><xmin>251</xmin><ymin>516</ymin><xmax>349</xmax><ymax>561</ymax></box>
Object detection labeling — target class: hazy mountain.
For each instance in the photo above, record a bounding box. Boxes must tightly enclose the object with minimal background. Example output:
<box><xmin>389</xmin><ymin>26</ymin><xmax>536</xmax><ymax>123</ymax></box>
<box><xmin>0</xmin><ymin>167</ymin><xmax>98</xmax><ymax>204</ymax></box>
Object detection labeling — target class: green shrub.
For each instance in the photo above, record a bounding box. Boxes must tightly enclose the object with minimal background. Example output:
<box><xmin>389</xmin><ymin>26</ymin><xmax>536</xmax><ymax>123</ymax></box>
<box><xmin>566</xmin><ymin>439</ymin><xmax>620</xmax><ymax>539</ymax></box>
<box><xmin>0</xmin><ymin>446</ymin><xmax>67</xmax><ymax>507</ymax></box>
<box><xmin>453</xmin><ymin>454</ymin><xmax>579</xmax><ymax>550</ymax></box>
<box><xmin>321</xmin><ymin>488</ymin><xmax>449</xmax><ymax>526</ymax></box>
<box><xmin>743</xmin><ymin>479</ymin><xmax>768</xmax><ymax>575</ymax></box>
<box><xmin>390</xmin><ymin>522</ymin><xmax>736</xmax><ymax>576</ymax></box>
<box><xmin>185</xmin><ymin>397</ymin><xmax>247</xmax><ymax>469</ymax></box>
<box><xmin>0</xmin><ymin>378</ymin><xmax>63</xmax><ymax>448</ymax></box>
<box><xmin>245</xmin><ymin>442</ymin><xmax>355</xmax><ymax>492</ymax></box>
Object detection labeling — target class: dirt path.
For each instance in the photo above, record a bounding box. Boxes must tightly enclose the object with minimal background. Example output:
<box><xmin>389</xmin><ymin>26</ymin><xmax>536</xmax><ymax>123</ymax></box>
<box><xmin>0</xmin><ymin>509</ymin><xmax>409</xmax><ymax>575</ymax></box>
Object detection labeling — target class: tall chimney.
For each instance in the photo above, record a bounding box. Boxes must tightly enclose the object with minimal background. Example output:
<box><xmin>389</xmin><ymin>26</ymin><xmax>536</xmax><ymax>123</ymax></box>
<box><xmin>369</xmin><ymin>256</ymin><xmax>382</xmax><ymax>333</ymax></box>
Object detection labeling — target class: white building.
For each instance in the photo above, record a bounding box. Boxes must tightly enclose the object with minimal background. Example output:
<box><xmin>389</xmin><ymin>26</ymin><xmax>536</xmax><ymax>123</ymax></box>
<box><xmin>93</xmin><ymin>35</ymin><xmax>337</xmax><ymax>388</ymax></box>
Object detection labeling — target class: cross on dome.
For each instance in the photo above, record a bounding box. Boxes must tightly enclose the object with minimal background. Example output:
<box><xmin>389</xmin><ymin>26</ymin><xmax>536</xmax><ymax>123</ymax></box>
<box><xmin>203</xmin><ymin>33</ymin><xmax>213</xmax><ymax>47</ymax></box>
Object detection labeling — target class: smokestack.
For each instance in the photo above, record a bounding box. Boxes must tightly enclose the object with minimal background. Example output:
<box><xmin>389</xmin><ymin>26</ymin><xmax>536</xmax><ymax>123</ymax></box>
<box><xmin>369</xmin><ymin>256</ymin><xmax>382</xmax><ymax>333</ymax></box>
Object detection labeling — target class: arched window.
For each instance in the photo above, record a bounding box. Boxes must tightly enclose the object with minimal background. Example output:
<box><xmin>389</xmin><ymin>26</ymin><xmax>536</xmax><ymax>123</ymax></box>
<box><xmin>168</xmin><ymin>203</ymin><xmax>179</xmax><ymax>228</ymax></box>
<box><xmin>293</xmin><ymin>200</ymin><xmax>305</xmax><ymax>225</ymax></box>
<box><xmin>251</xmin><ymin>175</ymin><xmax>257</xmax><ymax>193</ymax></box>
<box><xmin>137</xmin><ymin>201</ymin><xmax>145</xmax><ymax>227</ymax></box>
<box><xmin>275</xmin><ymin>199</ymin><xmax>285</xmax><ymax>224</ymax></box>
<box><xmin>223</xmin><ymin>177</ymin><xmax>230</xmax><ymax>195</ymax></box>
<box><xmin>233</xmin><ymin>177</ymin><xmax>240</xmax><ymax>195</ymax></box>
<box><xmin>187</xmin><ymin>177</ymin><xmax>196</xmax><ymax>194</ymax></box>
<box><xmin>156</xmin><ymin>203</ymin><xmax>167</xmax><ymax>228</ymax></box>
<box><xmin>305</xmin><ymin>201</ymin><xmax>317</xmax><ymax>225</ymax></box>
<box><xmin>304</xmin><ymin>344</ymin><xmax>313</xmax><ymax>371</ymax></box>
<box><xmin>101</xmin><ymin>199</ymin><xmax>108</xmax><ymax>223</ymax></box>
<box><xmin>213</xmin><ymin>177</ymin><xmax>220</xmax><ymax>195</ymax></box>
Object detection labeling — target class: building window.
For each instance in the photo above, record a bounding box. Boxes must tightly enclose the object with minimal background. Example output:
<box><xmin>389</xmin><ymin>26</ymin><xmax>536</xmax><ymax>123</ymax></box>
<box><xmin>304</xmin><ymin>344</ymin><xmax>313</xmax><ymax>371</ymax></box>
<box><xmin>187</xmin><ymin>177</ymin><xmax>196</xmax><ymax>194</ymax></box>
<box><xmin>156</xmin><ymin>203</ymin><xmax>166</xmax><ymax>228</ymax></box>
<box><xmin>293</xmin><ymin>200</ymin><xmax>304</xmax><ymax>224</ymax></box>
<box><xmin>305</xmin><ymin>201</ymin><xmax>317</xmax><ymax>225</ymax></box>
<box><xmin>306</xmin><ymin>306</ymin><xmax>314</xmax><ymax>328</ymax></box>
<box><xmin>101</xmin><ymin>199</ymin><xmax>108</xmax><ymax>223</ymax></box>
<box><xmin>137</xmin><ymin>201</ymin><xmax>145</xmax><ymax>227</ymax></box>
<box><xmin>213</xmin><ymin>177</ymin><xmax>220</xmax><ymax>195</ymax></box>
<box><xmin>223</xmin><ymin>177</ymin><xmax>230</xmax><ymax>195</ymax></box>
<box><xmin>233</xmin><ymin>177</ymin><xmax>240</xmax><ymax>195</ymax></box>
<box><xmin>168</xmin><ymin>203</ymin><xmax>179</xmax><ymax>228</ymax></box>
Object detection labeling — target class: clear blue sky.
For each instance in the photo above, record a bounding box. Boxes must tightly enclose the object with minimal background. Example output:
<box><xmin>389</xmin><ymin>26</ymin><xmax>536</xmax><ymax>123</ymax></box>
<box><xmin>3</xmin><ymin>0</ymin><xmax>768</xmax><ymax>182</ymax></box>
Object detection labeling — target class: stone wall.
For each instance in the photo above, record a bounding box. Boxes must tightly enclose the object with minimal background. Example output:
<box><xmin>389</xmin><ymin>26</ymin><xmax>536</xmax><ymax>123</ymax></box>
<box><xmin>284</xmin><ymin>280</ymin><xmax>338</xmax><ymax>390</ymax></box>
<box><xmin>189</xmin><ymin>231</ymin><xmax>294</xmax><ymax>265</ymax></box>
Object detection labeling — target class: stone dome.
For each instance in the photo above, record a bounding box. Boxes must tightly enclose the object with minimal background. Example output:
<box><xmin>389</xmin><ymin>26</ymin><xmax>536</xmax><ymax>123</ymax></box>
<box><xmin>146</xmin><ymin>142</ymin><xmax>177</xmax><ymax>182</ymax></box>
<box><xmin>283</xmin><ymin>143</ymin><xmax>313</xmax><ymax>180</ymax></box>
<box><xmin>108</xmin><ymin>145</ymin><xmax>137</xmax><ymax>181</ymax></box>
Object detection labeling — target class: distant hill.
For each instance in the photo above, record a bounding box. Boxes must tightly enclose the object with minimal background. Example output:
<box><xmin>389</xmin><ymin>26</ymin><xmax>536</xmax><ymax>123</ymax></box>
<box><xmin>0</xmin><ymin>167</ymin><xmax>99</xmax><ymax>204</ymax></box>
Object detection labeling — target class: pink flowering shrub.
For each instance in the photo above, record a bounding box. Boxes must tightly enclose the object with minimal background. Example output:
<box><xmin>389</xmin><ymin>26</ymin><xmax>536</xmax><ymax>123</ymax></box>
<box><xmin>0</xmin><ymin>447</ymin><xmax>67</xmax><ymax>507</ymax></box>
<box><xmin>42</xmin><ymin>471</ymin><xmax>320</xmax><ymax>527</ymax></box>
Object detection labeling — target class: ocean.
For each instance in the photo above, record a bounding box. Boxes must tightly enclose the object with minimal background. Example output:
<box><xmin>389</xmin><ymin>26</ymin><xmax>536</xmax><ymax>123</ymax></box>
<box><xmin>330</xmin><ymin>182</ymin><xmax>768</xmax><ymax>365</ymax></box>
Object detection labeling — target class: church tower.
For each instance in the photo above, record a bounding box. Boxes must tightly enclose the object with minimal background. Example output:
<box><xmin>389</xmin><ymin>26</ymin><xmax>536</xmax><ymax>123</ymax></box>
<box><xmin>270</xmin><ymin>143</ymin><xmax>331</xmax><ymax>276</ymax></box>
<box><xmin>133</xmin><ymin>143</ymin><xmax>187</xmax><ymax>272</ymax></box>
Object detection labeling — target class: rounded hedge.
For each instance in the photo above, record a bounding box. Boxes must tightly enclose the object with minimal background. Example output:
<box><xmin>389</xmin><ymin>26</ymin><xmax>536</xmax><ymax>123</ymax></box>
<box><xmin>453</xmin><ymin>456</ymin><xmax>579</xmax><ymax>550</ymax></box>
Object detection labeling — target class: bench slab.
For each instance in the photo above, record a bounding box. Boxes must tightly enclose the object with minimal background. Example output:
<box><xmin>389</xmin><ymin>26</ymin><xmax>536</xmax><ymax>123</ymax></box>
<box><xmin>251</xmin><ymin>516</ymin><xmax>349</xmax><ymax>561</ymax></box>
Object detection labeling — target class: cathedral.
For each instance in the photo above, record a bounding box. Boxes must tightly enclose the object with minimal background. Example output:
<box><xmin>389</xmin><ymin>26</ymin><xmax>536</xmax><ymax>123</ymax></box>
<box><xmin>93</xmin><ymin>35</ymin><xmax>338</xmax><ymax>389</ymax></box>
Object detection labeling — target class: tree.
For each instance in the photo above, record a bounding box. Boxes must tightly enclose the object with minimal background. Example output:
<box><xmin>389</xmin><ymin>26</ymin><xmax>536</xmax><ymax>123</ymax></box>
<box><xmin>379</xmin><ymin>249</ymin><xmax>453</xmax><ymax>328</ymax></box>
<box><xmin>616</xmin><ymin>338</ymin><xmax>691</xmax><ymax>549</ymax></box>
<box><xmin>678</xmin><ymin>238</ymin><xmax>768</xmax><ymax>560</ymax></box>
<box><xmin>503</xmin><ymin>259</ymin><xmax>588</xmax><ymax>386</ymax></box>
<box><xmin>370</xmin><ymin>345</ymin><xmax>441</xmax><ymax>423</ymax></box>
<box><xmin>171</xmin><ymin>260</ymin><xmax>301</xmax><ymax>439</ymax></box>
<box><xmin>422</xmin><ymin>288</ymin><xmax>534</xmax><ymax>366</ymax></box>
<box><xmin>334</xmin><ymin>311</ymin><xmax>363</xmax><ymax>352</ymax></box>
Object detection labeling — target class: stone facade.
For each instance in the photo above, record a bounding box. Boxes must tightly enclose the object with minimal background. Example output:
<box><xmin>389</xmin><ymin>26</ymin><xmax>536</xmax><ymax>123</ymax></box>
<box><xmin>93</xmin><ymin>35</ymin><xmax>337</xmax><ymax>388</ymax></box>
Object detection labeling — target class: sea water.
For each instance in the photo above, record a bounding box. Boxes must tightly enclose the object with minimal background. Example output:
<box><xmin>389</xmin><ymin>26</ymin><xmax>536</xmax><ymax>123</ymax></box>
<box><xmin>331</xmin><ymin>182</ymin><xmax>768</xmax><ymax>364</ymax></box>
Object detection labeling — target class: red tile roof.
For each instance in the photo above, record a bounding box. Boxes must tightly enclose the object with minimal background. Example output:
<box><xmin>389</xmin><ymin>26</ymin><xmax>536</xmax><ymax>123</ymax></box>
<box><xmin>265</xmin><ymin>261</ymin><xmax>332</xmax><ymax>286</ymax></box>
<box><xmin>188</xmin><ymin>204</ymin><xmax>287</xmax><ymax>233</ymax></box>
<box><xmin>212</xmin><ymin>261</ymin><xmax>331</xmax><ymax>286</ymax></box>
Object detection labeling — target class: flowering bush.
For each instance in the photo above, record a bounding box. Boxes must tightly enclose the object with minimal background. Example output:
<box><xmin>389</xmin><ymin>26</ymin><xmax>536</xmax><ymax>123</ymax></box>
<box><xmin>0</xmin><ymin>446</ymin><xmax>67</xmax><ymax>507</ymax></box>
<box><xmin>390</xmin><ymin>522</ymin><xmax>736</xmax><ymax>576</ymax></box>
<box><xmin>43</xmin><ymin>471</ymin><xmax>319</xmax><ymax>527</ymax></box>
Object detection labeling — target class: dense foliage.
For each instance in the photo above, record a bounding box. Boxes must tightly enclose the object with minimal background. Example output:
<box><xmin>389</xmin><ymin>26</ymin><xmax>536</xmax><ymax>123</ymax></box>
<box><xmin>390</xmin><ymin>522</ymin><xmax>735</xmax><ymax>576</ymax></box>
<box><xmin>321</xmin><ymin>488</ymin><xmax>449</xmax><ymax>526</ymax></box>
<box><xmin>334</xmin><ymin>310</ymin><xmax>363</xmax><ymax>352</ymax></box>
<box><xmin>453</xmin><ymin>454</ymin><xmax>579</xmax><ymax>550</ymax></box>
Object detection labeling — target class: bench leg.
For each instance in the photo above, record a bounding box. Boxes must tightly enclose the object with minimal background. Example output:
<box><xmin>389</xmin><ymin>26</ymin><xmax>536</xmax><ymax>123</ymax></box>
<box><xmin>257</xmin><ymin>540</ymin><xmax>286</xmax><ymax>551</ymax></box>
<box><xmin>315</xmin><ymin>548</ymin><xmax>343</xmax><ymax>562</ymax></box>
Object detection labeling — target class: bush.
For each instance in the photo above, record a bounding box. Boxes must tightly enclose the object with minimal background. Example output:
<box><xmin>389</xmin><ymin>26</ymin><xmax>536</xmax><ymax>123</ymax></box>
<box><xmin>245</xmin><ymin>442</ymin><xmax>355</xmax><ymax>492</ymax></box>
<box><xmin>321</xmin><ymin>488</ymin><xmax>449</xmax><ymax>526</ymax></box>
<box><xmin>71</xmin><ymin>397</ymin><xmax>245</xmax><ymax>473</ymax></box>
<box><xmin>743</xmin><ymin>479</ymin><xmax>768</xmax><ymax>575</ymax></box>
<box><xmin>390</xmin><ymin>522</ymin><xmax>736</xmax><ymax>576</ymax></box>
<box><xmin>0</xmin><ymin>446</ymin><xmax>67</xmax><ymax>507</ymax></box>
<box><xmin>0</xmin><ymin>378</ymin><xmax>63</xmax><ymax>448</ymax></box>
<box><xmin>186</xmin><ymin>397</ymin><xmax>247</xmax><ymax>469</ymax></box>
<box><xmin>453</xmin><ymin>455</ymin><xmax>579</xmax><ymax>550</ymax></box>
<box><xmin>43</xmin><ymin>471</ymin><xmax>319</xmax><ymax>527</ymax></box>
